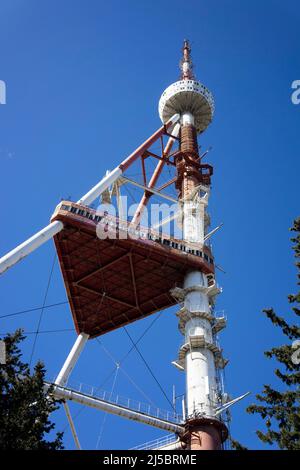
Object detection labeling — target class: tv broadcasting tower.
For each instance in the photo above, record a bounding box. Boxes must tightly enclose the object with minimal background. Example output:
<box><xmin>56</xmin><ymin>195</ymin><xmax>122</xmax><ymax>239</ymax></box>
<box><xmin>0</xmin><ymin>40</ymin><xmax>249</xmax><ymax>451</ymax></box>
<box><xmin>159</xmin><ymin>40</ymin><xmax>227</xmax><ymax>449</ymax></box>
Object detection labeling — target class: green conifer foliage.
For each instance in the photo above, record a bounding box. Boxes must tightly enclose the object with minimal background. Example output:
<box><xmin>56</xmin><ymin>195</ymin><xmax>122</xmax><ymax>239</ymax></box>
<box><xmin>246</xmin><ymin>218</ymin><xmax>300</xmax><ymax>449</ymax></box>
<box><xmin>0</xmin><ymin>329</ymin><xmax>64</xmax><ymax>449</ymax></box>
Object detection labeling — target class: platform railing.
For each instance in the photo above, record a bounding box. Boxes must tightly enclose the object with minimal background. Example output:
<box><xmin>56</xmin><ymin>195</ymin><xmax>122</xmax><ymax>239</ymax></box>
<box><xmin>54</xmin><ymin>201</ymin><xmax>214</xmax><ymax>265</ymax></box>
<box><xmin>214</xmin><ymin>309</ymin><xmax>226</xmax><ymax>320</ymax></box>
<box><xmin>130</xmin><ymin>433</ymin><xmax>178</xmax><ymax>450</ymax></box>
<box><xmin>48</xmin><ymin>378</ymin><xmax>183</xmax><ymax>425</ymax></box>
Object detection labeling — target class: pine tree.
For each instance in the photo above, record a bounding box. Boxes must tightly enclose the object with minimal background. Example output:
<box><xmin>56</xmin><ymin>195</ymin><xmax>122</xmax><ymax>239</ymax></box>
<box><xmin>246</xmin><ymin>218</ymin><xmax>300</xmax><ymax>449</ymax></box>
<box><xmin>0</xmin><ymin>329</ymin><xmax>64</xmax><ymax>450</ymax></box>
<box><xmin>230</xmin><ymin>438</ymin><xmax>248</xmax><ymax>450</ymax></box>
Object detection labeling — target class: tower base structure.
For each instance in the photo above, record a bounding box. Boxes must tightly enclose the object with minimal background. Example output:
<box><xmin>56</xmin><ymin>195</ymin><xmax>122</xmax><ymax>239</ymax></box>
<box><xmin>183</xmin><ymin>418</ymin><xmax>228</xmax><ymax>450</ymax></box>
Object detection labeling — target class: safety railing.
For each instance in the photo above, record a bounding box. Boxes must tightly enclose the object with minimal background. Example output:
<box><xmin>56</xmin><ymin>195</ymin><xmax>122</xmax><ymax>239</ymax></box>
<box><xmin>130</xmin><ymin>433</ymin><xmax>178</xmax><ymax>450</ymax></box>
<box><xmin>48</xmin><ymin>378</ymin><xmax>183</xmax><ymax>425</ymax></box>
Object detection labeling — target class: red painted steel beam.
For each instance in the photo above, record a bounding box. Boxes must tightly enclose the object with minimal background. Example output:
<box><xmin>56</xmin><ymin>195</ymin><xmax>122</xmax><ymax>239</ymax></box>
<box><xmin>74</xmin><ymin>252</ymin><xmax>129</xmax><ymax>284</ymax></box>
<box><xmin>156</xmin><ymin>176</ymin><xmax>177</xmax><ymax>192</ymax></box>
<box><xmin>119</xmin><ymin>114</ymin><xmax>179</xmax><ymax>172</ymax></box>
<box><xmin>129</xmin><ymin>253</ymin><xmax>140</xmax><ymax>310</ymax></box>
<box><xmin>131</xmin><ymin>124</ymin><xmax>180</xmax><ymax>226</ymax></box>
<box><xmin>76</xmin><ymin>284</ymin><xmax>138</xmax><ymax>310</ymax></box>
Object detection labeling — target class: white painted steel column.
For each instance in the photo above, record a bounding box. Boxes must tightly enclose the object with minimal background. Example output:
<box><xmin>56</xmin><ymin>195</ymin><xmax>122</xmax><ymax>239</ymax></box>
<box><xmin>78</xmin><ymin>167</ymin><xmax>122</xmax><ymax>206</ymax></box>
<box><xmin>63</xmin><ymin>402</ymin><xmax>81</xmax><ymax>450</ymax></box>
<box><xmin>0</xmin><ymin>221</ymin><xmax>63</xmax><ymax>275</ymax></box>
<box><xmin>55</xmin><ymin>332</ymin><xmax>89</xmax><ymax>387</ymax></box>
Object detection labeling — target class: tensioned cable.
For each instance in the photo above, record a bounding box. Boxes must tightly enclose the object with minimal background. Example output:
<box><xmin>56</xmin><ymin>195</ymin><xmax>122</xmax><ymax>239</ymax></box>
<box><xmin>63</xmin><ymin>311</ymin><xmax>163</xmax><ymax>431</ymax></box>
<box><xmin>29</xmin><ymin>253</ymin><xmax>57</xmax><ymax>367</ymax></box>
<box><xmin>95</xmin><ymin>311</ymin><xmax>163</xmax><ymax>389</ymax></box>
<box><xmin>119</xmin><ymin>367</ymin><xmax>156</xmax><ymax>407</ymax></box>
<box><xmin>137</xmin><ymin>156</ymin><xmax>177</xmax><ymax>202</ymax></box>
<box><xmin>147</xmin><ymin>153</ymin><xmax>170</xmax><ymax>186</ymax></box>
<box><xmin>0</xmin><ymin>328</ymin><xmax>74</xmax><ymax>336</ymax></box>
<box><xmin>123</xmin><ymin>183</ymin><xmax>138</xmax><ymax>206</ymax></box>
<box><xmin>95</xmin><ymin>338</ymin><xmax>118</xmax><ymax>365</ymax></box>
<box><xmin>96</xmin><ymin>338</ymin><xmax>156</xmax><ymax>406</ymax></box>
<box><xmin>123</xmin><ymin>326</ymin><xmax>175</xmax><ymax>411</ymax></box>
<box><xmin>0</xmin><ymin>301</ymin><xmax>68</xmax><ymax>319</ymax></box>
<box><xmin>95</xmin><ymin>365</ymin><xmax>119</xmax><ymax>450</ymax></box>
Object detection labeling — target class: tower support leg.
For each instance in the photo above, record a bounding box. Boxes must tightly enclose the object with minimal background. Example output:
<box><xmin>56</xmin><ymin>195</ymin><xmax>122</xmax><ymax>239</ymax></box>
<box><xmin>63</xmin><ymin>402</ymin><xmax>82</xmax><ymax>450</ymax></box>
<box><xmin>55</xmin><ymin>332</ymin><xmax>89</xmax><ymax>387</ymax></box>
<box><xmin>0</xmin><ymin>220</ymin><xmax>64</xmax><ymax>275</ymax></box>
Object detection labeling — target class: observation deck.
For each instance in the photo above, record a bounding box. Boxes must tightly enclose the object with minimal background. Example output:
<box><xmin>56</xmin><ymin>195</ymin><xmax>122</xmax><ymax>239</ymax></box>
<box><xmin>51</xmin><ymin>201</ymin><xmax>215</xmax><ymax>338</ymax></box>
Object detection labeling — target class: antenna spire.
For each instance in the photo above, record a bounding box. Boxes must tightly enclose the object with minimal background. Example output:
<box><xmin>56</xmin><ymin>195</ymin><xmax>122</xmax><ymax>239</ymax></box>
<box><xmin>180</xmin><ymin>39</ymin><xmax>194</xmax><ymax>80</ymax></box>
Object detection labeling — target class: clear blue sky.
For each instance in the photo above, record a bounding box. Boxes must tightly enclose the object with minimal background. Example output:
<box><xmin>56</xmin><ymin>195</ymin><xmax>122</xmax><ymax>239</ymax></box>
<box><xmin>0</xmin><ymin>0</ymin><xmax>299</xmax><ymax>450</ymax></box>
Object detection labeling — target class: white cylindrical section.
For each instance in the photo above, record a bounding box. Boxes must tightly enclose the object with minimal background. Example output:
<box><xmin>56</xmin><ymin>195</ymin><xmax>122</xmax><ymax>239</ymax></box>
<box><xmin>185</xmin><ymin>348</ymin><xmax>216</xmax><ymax>417</ymax></box>
<box><xmin>181</xmin><ymin>111</ymin><xmax>194</xmax><ymax>126</ymax></box>
<box><xmin>182</xmin><ymin>61</ymin><xmax>190</xmax><ymax>75</ymax></box>
<box><xmin>0</xmin><ymin>220</ymin><xmax>64</xmax><ymax>275</ymax></box>
<box><xmin>185</xmin><ymin>317</ymin><xmax>212</xmax><ymax>344</ymax></box>
<box><xmin>182</xmin><ymin>200</ymin><xmax>204</xmax><ymax>244</ymax></box>
<box><xmin>78</xmin><ymin>167</ymin><xmax>122</xmax><ymax>206</ymax></box>
<box><xmin>183</xmin><ymin>271</ymin><xmax>216</xmax><ymax>418</ymax></box>
<box><xmin>55</xmin><ymin>332</ymin><xmax>89</xmax><ymax>387</ymax></box>
<box><xmin>184</xmin><ymin>271</ymin><xmax>209</xmax><ymax>314</ymax></box>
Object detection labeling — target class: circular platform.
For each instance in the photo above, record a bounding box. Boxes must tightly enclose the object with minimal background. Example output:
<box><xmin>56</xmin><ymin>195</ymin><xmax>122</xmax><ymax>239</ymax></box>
<box><xmin>158</xmin><ymin>79</ymin><xmax>214</xmax><ymax>134</ymax></box>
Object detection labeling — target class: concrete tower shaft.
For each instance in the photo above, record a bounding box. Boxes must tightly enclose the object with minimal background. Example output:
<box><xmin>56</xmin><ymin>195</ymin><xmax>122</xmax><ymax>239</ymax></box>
<box><xmin>177</xmin><ymin>120</ymin><xmax>200</xmax><ymax>201</ymax></box>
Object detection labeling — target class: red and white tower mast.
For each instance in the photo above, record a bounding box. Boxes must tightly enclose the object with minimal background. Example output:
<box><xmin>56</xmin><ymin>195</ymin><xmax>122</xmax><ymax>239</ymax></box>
<box><xmin>159</xmin><ymin>40</ymin><xmax>227</xmax><ymax>450</ymax></box>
